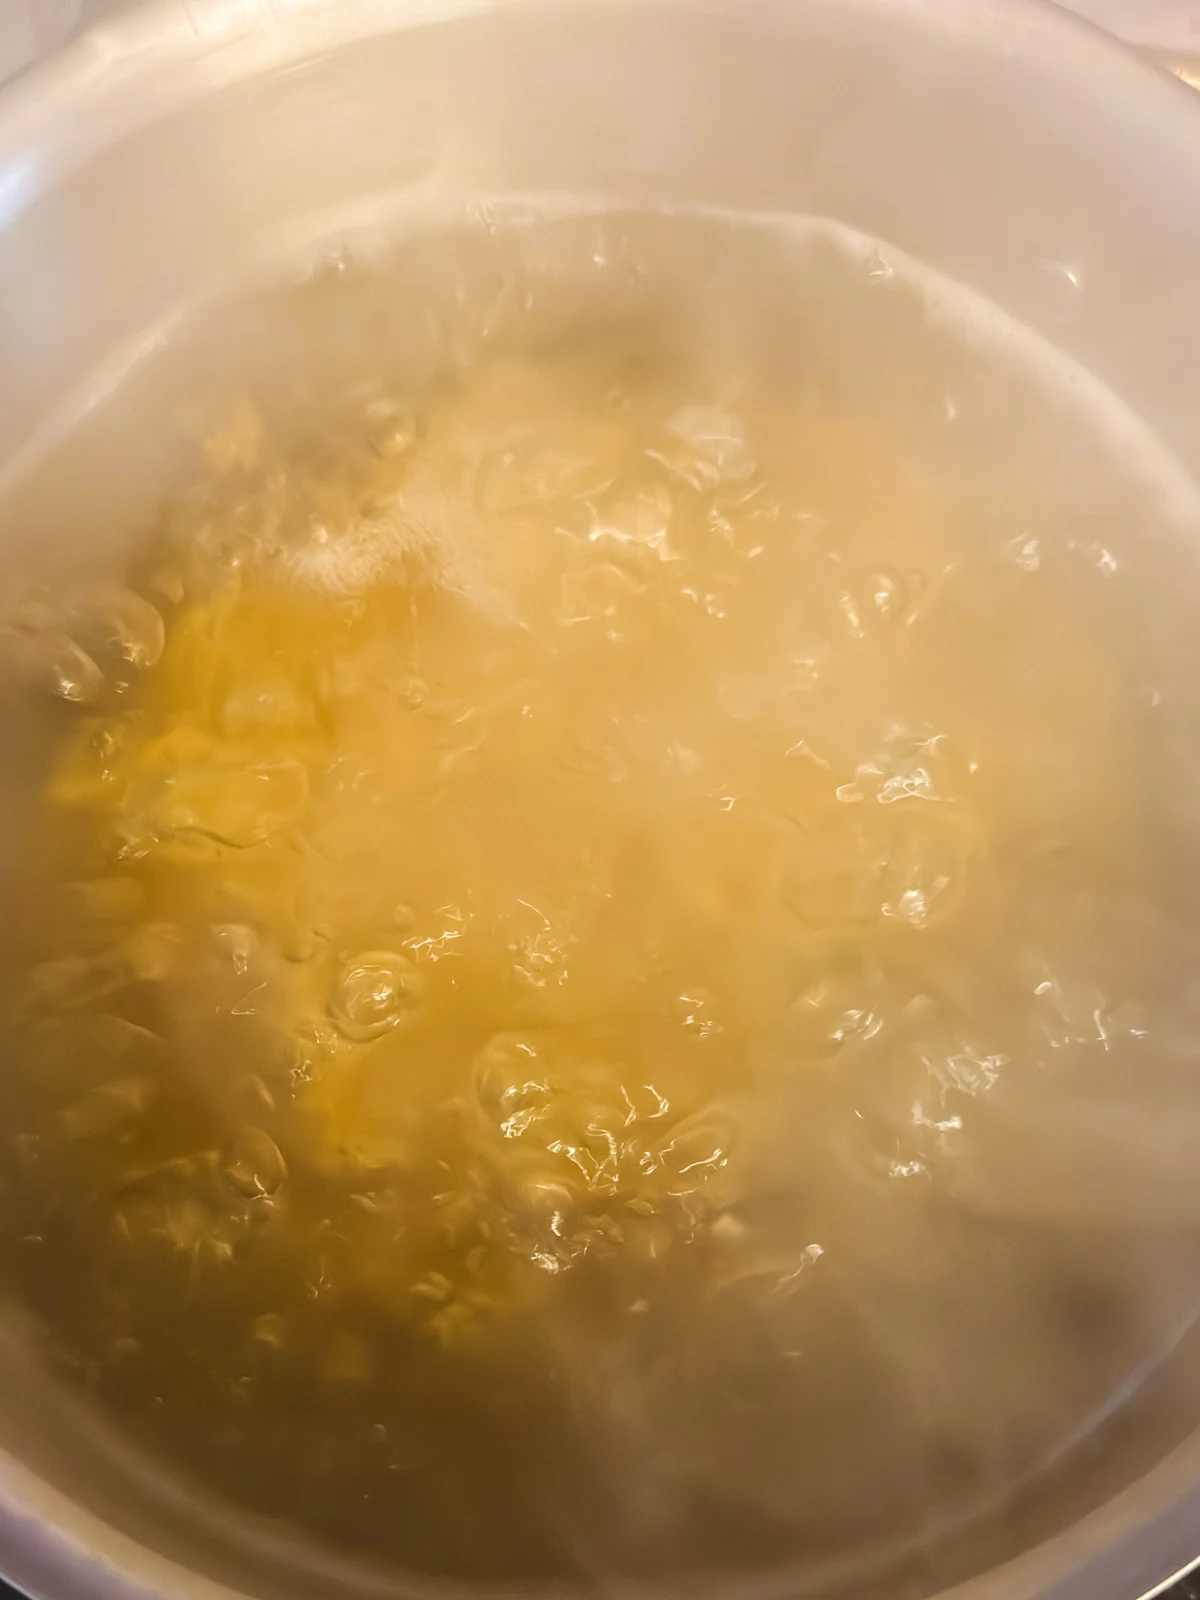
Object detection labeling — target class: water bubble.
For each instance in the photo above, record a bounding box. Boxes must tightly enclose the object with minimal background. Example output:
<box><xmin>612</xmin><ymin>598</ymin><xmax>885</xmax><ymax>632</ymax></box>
<box><xmin>619</xmin><ymin>1081</ymin><xmax>672</xmax><ymax>1126</ymax></box>
<box><xmin>40</xmin><ymin>634</ymin><xmax>104</xmax><ymax>705</ymax></box>
<box><xmin>410</xmin><ymin>1271</ymin><xmax>455</xmax><ymax>1305</ymax></box>
<box><xmin>878</xmin><ymin>818</ymin><xmax>970</xmax><ymax>928</ymax></box>
<box><xmin>212</xmin><ymin>922</ymin><xmax>257</xmax><ymax>976</ymax></box>
<box><xmin>861</xmin><ymin>567</ymin><xmax>912</xmax><ymax>629</ymax></box>
<box><xmin>148</xmin><ymin>564</ymin><xmax>186</xmax><ymax>606</ymax></box>
<box><xmin>474</xmin><ymin>1033</ymin><xmax>548</xmax><ymax>1125</ymax></box>
<box><xmin>223</xmin><ymin>1127</ymin><xmax>287</xmax><ymax>1199</ymax></box>
<box><xmin>649</xmin><ymin>1106</ymin><xmax>738</xmax><ymax>1197</ymax></box>
<box><xmin>497</xmin><ymin>1087</ymin><xmax>553</xmax><ymax>1143</ymax></box>
<box><xmin>70</xmin><ymin>589</ymin><xmax>165</xmax><ymax>670</ymax></box>
<box><xmin>559</xmin><ymin>560</ymin><xmax>644</xmax><ymax>634</ymax></box>
<box><xmin>505</xmin><ymin>902</ymin><xmax>571</xmax><ymax>990</ymax></box>
<box><xmin>662</xmin><ymin>405</ymin><xmax>757</xmax><ymax>489</ymax></box>
<box><xmin>402</xmin><ymin>906</ymin><xmax>468</xmax><ymax>966</ymax></box>
<box><xmin>588</xmin><ymin>482</ymin><xmax>676</xmax><ymax>566</ymax></box>
<box><xmin>916</xmin><ymin>1036</ymin><xmax>1008</xmax><ymax>1099</ymax></box>
<box><xmin>128</xmin><ymin>758</ymin><xmax>309</xmax><ymax>851</ymax></box>
<box><xmin>837</xmin><ymin>725</ymin><xmax>965</xmax><ymax>807</ymax></box>
<box><xmin>505</xmin><ymin>1185</ymin><xmax>625</xmax><ymax>1272</ymax></box>
<box><xmin>480</xmin><ymin>1049</ymin><xmax>681</xmax><ymax>1212</ymax></box>
<box><xmin>289</xmin><ymin>1018</ymin><xmax>343</xmax><ymax>1085</ymax></box>
<box><xmin>45</xmin><ymin>720</ymin><xmax>130</xmax><ymax>809</ymax></box>
<box><xmin>790</xmin><ymin>973</ymin><xmax>886</xmax><ymax>1059</ymax></box>
<box><xmin>1006</xmin><ymin>536</ymin><xmax>1041</xmax><ymax>573</ymax></box>
<box><xmin>1027</xmin><ymin>963</ymin><xmax>1114</xmax><ymax>1052</ymax></box>
<box><xmin>1070</xmin><ymin>538</ymin><xmax>1119</xmax><ymax>576</ymax></box>
<box><xmin>674</xmin><ymin>990</ymin><xmax>723</xmax><ymax>1040</ymax></box>
<box><xmin>329</xmin><ymin>950</ymin><xmax>425</xmax><ymax>1041</ymax></box>
<box><xmin>710</xmin><ymin>1237</ymin><xmax>826</xmax><ymax>1307</ymax></box>
<box><xmin>496</xmin><ymin>1157</ymin><xmax>584</xmax><ymax>1265</ymax></box>
<box><xmin>363</xmin><ymin>396</ymin><xmax>417</xmax><ymax>459</ymax></box>
<box><xmin>250</xmin><ymin>1312</ymin><xmax>287</xmax><ymax>1350</ymax></box>
<box><xmin>161</xmin><ymin>1199</ymin><xmax>220</xmax><ymax>1257</ymax></box>
<box><xmin>279</xmin><ymin>916</ymin><xmax>324</xmax><ymax>965</ymax></box>
<box><xmin>837</xmin><ymin>589</ymin><xmax>865</xmax><ymax>640</ymax></box>
<box><xmin>679</xmin><ymin>585</ymin><xmax>729</xmax><ymax>621</ymax></box>
<box><xmin>711</xmin><ymin>1212</ymin><xmax>749</xmax><ymax>1245</ymax></box>
<box><xmin>124</xmin><ymin>923</ymin><xmax>183</xmax><ymax>983</ymax></box>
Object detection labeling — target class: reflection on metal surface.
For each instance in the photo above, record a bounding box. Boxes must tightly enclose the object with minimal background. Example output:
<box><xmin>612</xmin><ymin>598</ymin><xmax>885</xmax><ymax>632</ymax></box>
<box><xmin>1142</xmin><ymin>1560</ymin><xmax>1200</xmax><ymax>1600</ymax></box>
<box><xmin>1060</xmin><ymin>0</ymin><xmax>1200</xmax><ymax>54</ymax></box>
<box><xmin>0</xmin><ymin>0</ymin><xmax>80</xmax><ymax>80</ymax></box>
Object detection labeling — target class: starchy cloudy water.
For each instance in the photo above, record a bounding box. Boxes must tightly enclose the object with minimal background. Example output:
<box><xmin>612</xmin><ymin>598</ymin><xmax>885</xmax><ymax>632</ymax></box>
<box><xmin>1</xmin><ymin>206</ymin><xmax>1199</xmax><ymax>1591</ymax></box>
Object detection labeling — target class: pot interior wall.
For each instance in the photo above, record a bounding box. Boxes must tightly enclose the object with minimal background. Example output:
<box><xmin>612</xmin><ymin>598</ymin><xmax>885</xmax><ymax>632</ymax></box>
<box><xmin>1</xmin><ymin>4</ymin><xmax>1200</xmax><ymax>1599</ymax></box>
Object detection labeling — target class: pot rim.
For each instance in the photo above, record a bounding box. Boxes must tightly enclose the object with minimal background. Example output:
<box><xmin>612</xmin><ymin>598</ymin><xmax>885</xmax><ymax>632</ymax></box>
<box><xmin>0</xmin><ymin>1</ymin><xmax>1198</xmax><ymax>1597</ymax></box>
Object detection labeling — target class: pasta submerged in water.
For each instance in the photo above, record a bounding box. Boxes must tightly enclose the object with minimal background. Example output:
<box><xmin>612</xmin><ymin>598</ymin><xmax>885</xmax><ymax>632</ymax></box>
<box><xmin>2</xmin><ymin>208</ymin><xmax>1200</xmax><ymax>1586</ymax></box>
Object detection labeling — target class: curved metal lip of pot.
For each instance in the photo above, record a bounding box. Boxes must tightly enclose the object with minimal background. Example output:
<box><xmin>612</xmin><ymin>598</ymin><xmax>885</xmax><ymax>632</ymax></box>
<box><xmin>0</xmin><ymin>0</ymin><xmax>1197</xmax><ymax>1598</ymax></box>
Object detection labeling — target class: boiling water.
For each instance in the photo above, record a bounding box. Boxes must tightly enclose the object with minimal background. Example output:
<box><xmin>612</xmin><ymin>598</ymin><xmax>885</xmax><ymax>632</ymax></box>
<box><xmin>2</xmin><ymin>207</ymin><xmax>1200</xmax><ymax>1591</ymax></box>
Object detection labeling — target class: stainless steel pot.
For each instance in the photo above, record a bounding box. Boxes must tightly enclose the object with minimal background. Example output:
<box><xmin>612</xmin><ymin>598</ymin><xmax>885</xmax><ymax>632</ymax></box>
<box><xmin>1</xmin><ymin>1</ymin><xmax>1200</xmax><ymax>1596</ymax></box>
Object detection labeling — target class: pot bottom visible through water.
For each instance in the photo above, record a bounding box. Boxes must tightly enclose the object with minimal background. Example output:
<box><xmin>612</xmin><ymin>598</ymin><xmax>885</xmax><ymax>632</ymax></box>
<box><xmin>0</xmin><ymin>204</ymin><xmax>1199</xmax><ymax>1592</ymax></box>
